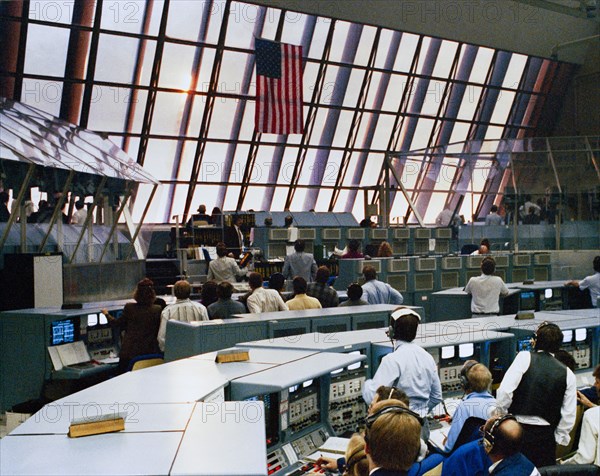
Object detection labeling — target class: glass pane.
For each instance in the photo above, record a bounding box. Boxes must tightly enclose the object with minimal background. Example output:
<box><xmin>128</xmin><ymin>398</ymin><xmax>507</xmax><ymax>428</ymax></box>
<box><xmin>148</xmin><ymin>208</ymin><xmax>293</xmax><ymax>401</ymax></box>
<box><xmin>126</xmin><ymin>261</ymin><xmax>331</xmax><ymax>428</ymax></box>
<box><xmin>381</xmin><ymin>74</ymin><xmax>407</xmax><ymax>112</ymax></box>
<box><xmin>150</xmin><ymin>92</ymin><xmax>187</xmax><ymax>135</ymax></box>
<box><xmin>328</xmin><ymin>21</ymin><xmax>350</xmax><ymax>63</ymax></box>
<box><xmin>101</xmin><ymin>0</ymin><xmax>146</xmax><ymax>34</ymax></box>
<box><xmin>457</xmin><ymin>86</ymin><xmax>482</xmax><ymax>120</ymax></box>
<box><xmin>206</xmin><ymin>0</ymin><xmax>226</xmax><ymax>45</ymax></box>
<box><xmin>270</xmin><ymin>187</ymin><xmax>289</xmax><ymax>212</ymax></box>
<box><xmin>361</xmin><ymin>153</ymin><xmax>384</xmax><ymax>186</ymax></box>
<box><xmin>307</xmin><ymin>19</ymin><xmax>330</xmax><ymax>59</ymax></box>
<box><xmin>87</xmin><ymin>86</ymin><xmax>130</xmax><ymax>131</ymax></box>
<box><xmin>166</xmin><ymin>0</ymin><xmax>207</xmax><ymax>41</ymax></box>
<box><xmin>159</xmin><ymin>43</ymin><xmax>197</xmax><ymax>91</ymax></box>
<box><xmin>223</xmin><ymin>185</ymin><xmax>241</xmax><ymax>211</ymax></box>
<box><xmin>261</xmin><ymin>8</ymin><xmax>282</xmax><ymax>40</ymax></box>
<box><xmin>424</xmin><ymin>193</ymin><xmax>450</xmax><ymax>223</ymax></box>
<box><xmin>331</xmin><ymin>111</ymin><xmax>353</xmax><ymax>147</ymax></box>
<box><xmin>503</xmin><ymin>54</ymin><xmax>528</xmax><ymax>89</ymax></box>
<box><xmin>133</xmin><ymin>183</ymin><xmax>164</xmax><ymax>222</ymax></box>
<box><xmin>374</xmin><ymin>29</ymin><xmax>395</xmax><ymax>69</ymax></box>
<box><xmin>207</xmin><ymin>98</ymin><xmax>239</xmax><ymax>139</ymax></box>
<box><xmin>24</xmin><ymin>25</ymin><xmax>70</xmax><ymax>76</ymax></box>
<box><xmin>95</xmin><ymin>34</ymin><xmax>139</xmax><ymax>84</ymax></box>
<box><xmin>354</xmin><ymin>26</ymin><xmax>377</xmax><ymax>66</ymax></box>
<box><xmin>394</xmin><ymin>33</ymin><xmax>419</xmax><ymax>72</ymax></box>
<box><xmin>469</xmin><ymin>47</ymin><xmax>494</xmax><ymax>84</ymax></box>
<box><xmin>490</xmin><ymin>91</ymin><xmax>516</xmax><ymax>124</ymax></box>
<box><xmin>371</xmin><ymin>114</ymin><xmax>395</xmax><ymax>150</ymax></box>
<box><xmin>343</xmin><ymin>70</ymin><xmax>366</xmax><ymax>108</ymax></box>
<box><xmin>421</xmin><ymin>80</ymin><xmax>447</xmax><ymax>116</ymax></box>
<box><xmin>410</xmin><ymin>119</ymin><xmax>435</xmax><ymax>150</ymax></box>
<box><xmin>243</xmin><ymin>186</ymin><xmax>268</xmax><ymax>211</ymax></box>
<box><xmin>21</xmin><ymin>79</ymin><xmax>62</xmax><ymax>116</ymax></box>
<box><xmin>315</xmin><ymin>187</ymin><xmax>334</xmax><ymax>211</ymax></box>
<box><xmin>432</xmin><ymin>41</ymin><xmax>459</xmax><ymax>78</ymax></box>
<box><xmin>143</xmin><ymin>140</ymin><xmax>178</xmax><ymax>180</ymax></box>
<box><xmin>29</xmin><ymin>1</ymin><xmax>75</xmax><ymax>24</ymax></box>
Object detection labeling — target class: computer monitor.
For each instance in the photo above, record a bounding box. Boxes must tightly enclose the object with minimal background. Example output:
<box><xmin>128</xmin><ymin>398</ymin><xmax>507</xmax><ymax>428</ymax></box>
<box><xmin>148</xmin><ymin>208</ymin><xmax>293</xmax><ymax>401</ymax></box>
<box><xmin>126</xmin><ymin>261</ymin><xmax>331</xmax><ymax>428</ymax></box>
<box><xmin>441</xmin><ymin>346</ymin><xmax>455</xmax><ymax>360</ymax></box>
<box><xmin>520</xmin><ymin>291</ymin><xmax>536</xmax><ymax>311</ymax></box>
<box><xmin>562</xmin><ymin>330</ymin><xmax>573</xmax><ymax>344</ymax></box>
<box><xmin>575</xmin><ymin>328</ymin><xmax>587</xmax><ymax>342</ymax></box>
<box><xmin>517</xmin><ymin>338</ymin><xmax>533</xmax><ymax>352</ymax></box>
<box><xmin>244</xmin><ymin>393</ymin><xmax>280</xmax><ymax>447</ymax></box>
<box><xmin>50</xmin><ymin>317</ymin><xmax>80</xmax><ymax>346</ymax></box>
<box><xmin>458</xmin><ymin>343</ymin><xmax>474</xmax><ymax>359</ymax></box>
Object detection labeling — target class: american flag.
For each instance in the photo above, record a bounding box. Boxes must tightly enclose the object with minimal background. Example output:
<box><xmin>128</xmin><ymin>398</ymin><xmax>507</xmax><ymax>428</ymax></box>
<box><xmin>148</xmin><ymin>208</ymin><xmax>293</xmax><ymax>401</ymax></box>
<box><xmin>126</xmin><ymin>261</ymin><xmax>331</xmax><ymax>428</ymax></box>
<box><xmin>255</xmin><ymin>38</ymin><xmax>303</xmax><ymax>135</ymax></box>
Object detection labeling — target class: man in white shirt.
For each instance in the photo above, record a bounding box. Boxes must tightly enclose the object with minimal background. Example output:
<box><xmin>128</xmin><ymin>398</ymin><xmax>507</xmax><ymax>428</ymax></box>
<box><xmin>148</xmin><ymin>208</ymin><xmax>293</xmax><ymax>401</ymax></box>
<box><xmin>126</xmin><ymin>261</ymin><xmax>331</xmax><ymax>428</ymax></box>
<box><xmin>464</xmin><ymin>256</ymin><xmax>509</xmax><ymax>316</ymax></box>
<box><xmin>436</xmin><ymin>207</ymin><xmax>459</xmax><ymax>227</ymax></box>
<box><xmin>496</xmin><ymin>321</ymin><xmax>577</xmax><ymax>468</ymax></box>
<box><xmin>562</xmin><ymin>405</ymin><xmax>600</xmax><ymax>466</ymax></box>
<box><xmin>566</xmin><ymin>255</ymin><xmax>600</xmax><ymax>308</ymax></box>
<box><xmin>157</xmin><ymin>280</ymin><xmax>208</xmax><ymax>351</ymax></box>
<box><xmin>71</xmin><ymin>200</ymin><xmax>88</xmax><ymax>225</ymax></box>
<box><xmin>246</xmin><ymin>272</ymin><xmax>288</xmax><ymax>313</ymax></box>
<box><xmin>519</xmin><ymin>195</ymin><xmax>541</xmax><ymax>221</ymax></box>
<box><xmin>485</xmin><ymin>205</ymin><xmax>504</xmax><ymax>226</ymax></box>
<box><xmin>207</xmin><ymin>242</ymin><xmax>247</xmax><ymax>282</ymax></box>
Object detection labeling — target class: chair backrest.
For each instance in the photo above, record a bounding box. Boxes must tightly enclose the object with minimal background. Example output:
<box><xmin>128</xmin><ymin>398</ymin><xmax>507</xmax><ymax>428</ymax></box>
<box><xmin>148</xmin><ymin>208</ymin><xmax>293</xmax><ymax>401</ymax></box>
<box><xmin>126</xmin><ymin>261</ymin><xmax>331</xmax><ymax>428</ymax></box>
<box><xmin>131</xmin><ymin>358</ymin><xmax>164</xmax><ymax>371</ymax></box>
<box><xmin>452</xmin><ymin>416</ymin><xmax>487</xmax><ymax>453</ymax></box>
<box><xmin>539</xmin><ymin>464</ymin><xmax>600</xmax><ymax>476</ymax></box>
<box><xmin>461</xmin><ymin>244</ymin><xmax>479</xmax><ymax>255</ymax></box>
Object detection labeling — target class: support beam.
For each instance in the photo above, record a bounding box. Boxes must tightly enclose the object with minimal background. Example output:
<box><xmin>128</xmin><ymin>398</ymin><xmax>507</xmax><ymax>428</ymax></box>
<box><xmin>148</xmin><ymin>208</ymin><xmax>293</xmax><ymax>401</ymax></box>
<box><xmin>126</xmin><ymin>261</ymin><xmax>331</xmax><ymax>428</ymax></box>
<box><xmin>0</xmin><ymin>163</ymin><xmax>34</xmax><ymax>250</ymax></box>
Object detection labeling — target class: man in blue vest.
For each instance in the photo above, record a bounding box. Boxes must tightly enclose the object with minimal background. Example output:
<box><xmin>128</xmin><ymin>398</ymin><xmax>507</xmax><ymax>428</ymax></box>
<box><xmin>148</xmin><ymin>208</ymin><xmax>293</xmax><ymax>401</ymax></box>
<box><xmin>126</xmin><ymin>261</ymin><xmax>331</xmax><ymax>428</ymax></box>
<box><xmin>496</xmin><ymin>321</ymin><xmax>576</xmax><ymax>468</ymax></box>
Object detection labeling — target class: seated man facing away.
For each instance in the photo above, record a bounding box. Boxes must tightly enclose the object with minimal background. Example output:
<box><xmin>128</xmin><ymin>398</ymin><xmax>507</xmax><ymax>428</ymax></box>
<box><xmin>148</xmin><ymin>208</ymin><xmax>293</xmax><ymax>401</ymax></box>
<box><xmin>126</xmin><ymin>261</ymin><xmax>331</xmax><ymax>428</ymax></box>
<box><xmin>157</xmin><ymin>280</ymin><xmax>208</xmax><ymax>351</ymax></box>
<box><xmin>444</xmin><ymin>361</ymin><xmax>497</xmax><ymax>452</ymax></box>
<box><xmin>207</xmin><ymin>281</ymin><xmax>247</xmax><ymax>319</ymax></box>
<box><xmin>246</xmin><ymin>272</ymin><xmax>288</xmax><ymax>313</ymax></box>
<box><xmin>286</xmin><ymin>276</ymin><xmax>322</xmax><ymax>311</ymax></box>
<box><xmin>464</xmin><ymin>257</ymin><xmax>509</xmax><ymax>316</ymax></box>
<box><xmin>361</xmin><ymin>265</ymin><xmax>403</xmax><ymax>305</ymax></box>
<box><xmin>482</xmin><ymin>414</ymin><xmax>540</xmax><ymax>476</ymax></box>
<box><xmin>339</xmin><ymin>282</ymin><xmax>368</xmax><ymax>307</ymax></box>
<box><xmin>307</xmin><ymin>266</ymin><xmax>339</xmax><ymax>308</ymax></box>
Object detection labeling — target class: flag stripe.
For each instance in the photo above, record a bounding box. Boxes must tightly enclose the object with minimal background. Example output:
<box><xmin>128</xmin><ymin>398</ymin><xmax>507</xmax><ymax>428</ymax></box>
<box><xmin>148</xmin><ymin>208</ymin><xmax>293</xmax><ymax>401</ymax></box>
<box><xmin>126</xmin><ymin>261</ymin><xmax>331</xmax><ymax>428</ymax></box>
<box><xmin>255</xmin><ymin>40</ymin><xmax>303</xmax><ymax>134</ymax></box>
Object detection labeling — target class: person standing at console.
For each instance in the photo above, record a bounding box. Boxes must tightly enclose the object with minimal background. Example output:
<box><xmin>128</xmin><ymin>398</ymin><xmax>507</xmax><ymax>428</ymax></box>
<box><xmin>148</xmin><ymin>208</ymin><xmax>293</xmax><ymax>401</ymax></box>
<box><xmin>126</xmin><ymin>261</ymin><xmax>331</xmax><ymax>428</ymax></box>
<box><xmin>362</xmin><ymin>308</ymin><xmax>442</xmax><ymax>439</ymax></box>
<box><xmin>464</xmin><ymin>257</ymin><xmax>509</xmax><ymax>317</ymax></box>
<box><xmin>282</xmin><ymin>239</ymin><xmax>317</xmax><ymax>283</ymax></box>
<box><xmin>565</xmin><ymin>255</ymin><xmax>600</xmax><ymax>308</ymax></box>
<box><xmin>496</xmin><ymin>321</ymin><xmax>576</xmax><ymax>468</ymax></box>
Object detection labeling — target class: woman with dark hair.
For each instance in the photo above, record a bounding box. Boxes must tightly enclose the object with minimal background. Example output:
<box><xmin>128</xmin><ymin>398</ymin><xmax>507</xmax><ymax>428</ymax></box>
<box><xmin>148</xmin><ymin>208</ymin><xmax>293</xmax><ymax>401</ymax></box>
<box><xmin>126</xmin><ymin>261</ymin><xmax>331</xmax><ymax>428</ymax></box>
<box><xmin>211</xmin><ymin>206</ymin><xmax>222</xmax><ymax>227</ymax></box>
<box><xmin>101</xmin><ymin>278</ymin><xmax>161</xmax><ymax>374</ymax></box>
<box><xmin>200</xmin><ymin>280</ymin><xmax>219</xmax><ymax>308</ymax></box>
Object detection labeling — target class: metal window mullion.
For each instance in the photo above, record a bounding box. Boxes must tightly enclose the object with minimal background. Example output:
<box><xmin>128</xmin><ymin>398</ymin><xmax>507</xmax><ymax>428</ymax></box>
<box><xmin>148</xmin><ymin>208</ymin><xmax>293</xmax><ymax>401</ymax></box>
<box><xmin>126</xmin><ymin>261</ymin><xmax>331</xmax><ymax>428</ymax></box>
<box><xmin>99</xmin><ymin>189</ymin><xmax>132</xmax><ymax>262</ymax></box>
<box><xmin>328</xmin><ymin>27</ymin><xmax>381</xmax><ymax>211</ymax></box>
<box><xmin>135</xmin><ymin>0</ymin><xmax>171</xmax><ymax>168</ymax></box>
<box><xmin>69</xmin><ymin>177</ymin><xmax>107</xmax><ymax>264</ymax></box>
<box><xmin>125</xmin><ymin>183</ymin><xmax>158</xmax><ymax>260</ymax></box>
<box><xmin>284</xmin><ymin>19</ymin><xmax>336</xmax><ymax>210</ymax></box>
<box><xmin>182</xmin><ymin>0</ymin><xmax>231</xmax><ymax>221</ymax></box>
<box><xmin>0</xmin><ymin>163</ymin><xmax>35</xmax><ymax>250</ymax></box>
<box><xmin>13</xmin><ymin>0</ymin><xmax>29</xmax><ymax>100</ymax></box>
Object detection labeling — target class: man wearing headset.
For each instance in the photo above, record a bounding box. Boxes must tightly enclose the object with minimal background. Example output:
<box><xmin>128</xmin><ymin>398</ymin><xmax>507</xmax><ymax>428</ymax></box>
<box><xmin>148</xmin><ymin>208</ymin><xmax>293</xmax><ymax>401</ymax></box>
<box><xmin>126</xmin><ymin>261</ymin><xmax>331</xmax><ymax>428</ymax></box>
<box><xmin>496</xmin><ymin>321</ymin><xmax>577</xmax><ymax>468</ymax></box>
<box><xmin>482</xmin><ymin>414</ymin><xmax>540</xmax><ymax>476</ymax></box>
<box><xmin>443</xmin><ymin>361</ymin><xmax>497</xmax><ymax>452</ymax></box>
<box><xmin>362</xmin><ymin>308</ymin><xmax>442</xmax><ymax>439</ymax></box>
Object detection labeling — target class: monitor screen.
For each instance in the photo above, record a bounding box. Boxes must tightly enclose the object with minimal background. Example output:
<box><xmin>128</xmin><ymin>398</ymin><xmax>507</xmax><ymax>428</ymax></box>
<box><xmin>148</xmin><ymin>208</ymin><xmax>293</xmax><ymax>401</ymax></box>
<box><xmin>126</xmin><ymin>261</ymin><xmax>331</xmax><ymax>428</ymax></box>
<box><xmin>50</xmin><ymin>318</ymin><xmax>80</xmax><ymax>346</ymax></box>
<box><xmin>244</xmin><ymin>393</ymin><xmax>279</xmax><ymax>447</ymax></box>
<box><xmin>562</xmin><ymin>330</ymin><xmax>573</xmax><ymax>344</ymax></box>
<box><xmin>87</xmin><ymin>313</ymin><xmax>98</xmax><ymax>326</ymax></box>
<box><xmin>458</xmin><ymin>343</ymin><xmax>474</xmax><ymax>359</ymax></box>
<box><xmin>347</xmin><ymin>351</ymin><xmax>362</xmax><ymax>371</ymax></box>
<box><xmin>517</xmin><ymin>338</ymin><xmax>533</xmax><ymax>352</ymax></box>
<box><xmin>441</xmin><ymin>346</ymin><xmax>455</xmax><ymax>359</ymax></box>
<box><xmin>544</xmin><ymin>288</ymin><xmax>553</xmax><ymax>299</ymax></box>
<box><xmin>520</xmin><ymin>291</ymin><xmax>536</xmax><ymax>310</ymax></box>
<box><xmin>99</xmin><ymin>313</ymin><xmax>108</xmax><ymax>325</ymax></box>
<box><xmin>575</xmin><ymin>328</ymin><xmax>587</xmax><ymax>342</ymax></box>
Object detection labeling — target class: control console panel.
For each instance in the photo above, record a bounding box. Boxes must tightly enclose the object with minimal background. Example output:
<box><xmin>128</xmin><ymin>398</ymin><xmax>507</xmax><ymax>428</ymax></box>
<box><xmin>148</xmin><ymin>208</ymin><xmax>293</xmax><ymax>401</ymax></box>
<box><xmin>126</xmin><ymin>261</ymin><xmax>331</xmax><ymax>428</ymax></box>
<box><xmin>328</xmin><ymin>367</ymin><xmax>367</xmax><ymax>435</ymax></box>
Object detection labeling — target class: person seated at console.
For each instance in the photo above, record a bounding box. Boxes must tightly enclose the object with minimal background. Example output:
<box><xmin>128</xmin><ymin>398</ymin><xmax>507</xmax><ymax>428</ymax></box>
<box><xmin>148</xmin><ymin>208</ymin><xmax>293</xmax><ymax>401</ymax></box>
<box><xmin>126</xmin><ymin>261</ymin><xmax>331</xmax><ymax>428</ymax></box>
<box><xmin>361</xmin><ymin>265</ymin><xmax>403</xmax><ymax>305</ymax></box>
<box><xmin>207</xmin><ymin>281</ymin><xmax>246</xmax><ymax>319</ymax></box>
<box><xmin>207</xmin><ymin>242</ymin><xmax>248</xmax><ymax>283</ymax></box>
<box><xmin>187</xmin><ymin>204</ymin><xmax>212</xmax><ymax>228</ymax></box>
<box><xmin>286</xmin><ymin>276</ymin><xmax>322</xmax><ymax>311</ymax></box>
<box><xmin>377</xmin><ymin>241</ymin><xmax>393</xmax><ymax>258</ymax></box>
<box><xmin>102</xmin><ymin>278</ymin><xmax>161</xmax><ymax>374</ymax></box>
<box><xmin>464</xmin><ymin>257</ymin><xmax>509</xmax><ymax>317</ymax></box>
<box><xmin>577</xmin><ymin>364</ymin><xmax>600</xmax><ymax>409</ymax></box>
<box><xmin>342</xmin><ymin>239</ymin><xmax>364</xmax><ymax>259</ymax></box>
<box><xmin>307</xmin><ymin>266</ymin><xmax>339</xmax><ymax>308</ymax></box>
<box><xmin>443</xmin><ymin>361</ymin><xmax>497</xmax><ymax>452</ymax></box>
<box><xmin>246</xmin><ymin>272</ymin><xmax>288</xmax><ymax>313</ymax></box>
<box><xmin>157</xmin><ymin>280</ymin><xmax>208</xmax><ymax>351</ymax></box>
<box><xmin>200</xmin><ymin>280</ymin><xmax>218</xmax><ymax>308</ymax></box>
<box><xmin>339</xmin><ymin>283</ymin><xmax>368</xmax><ymax>307</ymax></box>
<box><xmin>565</xmin><ymin>255</ymin><xmax>600</xmax><ymax>308</ymax></box>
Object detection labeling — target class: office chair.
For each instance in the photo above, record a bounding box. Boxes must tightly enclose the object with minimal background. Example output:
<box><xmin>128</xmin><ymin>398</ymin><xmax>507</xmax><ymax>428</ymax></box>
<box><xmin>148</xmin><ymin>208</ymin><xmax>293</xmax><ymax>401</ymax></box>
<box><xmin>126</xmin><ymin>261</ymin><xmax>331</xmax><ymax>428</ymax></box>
<box><xmin>127</xmin><ymin>353</ymin><xmax>164</xmax><ymax>372</ymax></box>
<box><xmin>451</xmin><ymin>416</ymin><xmax>487</xmax><ymax>452</ymax></box>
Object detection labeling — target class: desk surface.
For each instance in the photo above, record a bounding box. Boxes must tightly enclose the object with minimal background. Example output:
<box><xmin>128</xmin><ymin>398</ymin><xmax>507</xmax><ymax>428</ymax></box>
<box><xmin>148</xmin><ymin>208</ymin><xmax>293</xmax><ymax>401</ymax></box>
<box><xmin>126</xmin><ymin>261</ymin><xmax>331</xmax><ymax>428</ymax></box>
<box><xmin>54</xmin><ymin>358</ymin><xmax>274</xmax><ymax>406</ymax></box>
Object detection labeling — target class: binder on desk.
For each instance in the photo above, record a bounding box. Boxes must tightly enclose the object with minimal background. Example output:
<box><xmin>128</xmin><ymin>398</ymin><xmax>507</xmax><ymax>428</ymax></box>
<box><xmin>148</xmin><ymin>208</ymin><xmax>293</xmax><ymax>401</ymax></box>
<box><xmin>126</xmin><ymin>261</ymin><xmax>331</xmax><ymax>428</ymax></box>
<box><xmin>47</xmin><ymin>341</ymin><xmax>92</xmax><ymax>371</ymax></box>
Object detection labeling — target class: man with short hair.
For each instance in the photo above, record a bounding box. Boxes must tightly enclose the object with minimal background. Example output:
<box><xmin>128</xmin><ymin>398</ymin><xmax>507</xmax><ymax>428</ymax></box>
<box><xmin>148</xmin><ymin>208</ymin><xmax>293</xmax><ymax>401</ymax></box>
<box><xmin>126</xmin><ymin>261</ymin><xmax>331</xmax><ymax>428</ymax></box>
<box><xmin>464</xmin><ymin>257</ymin><xmax>509</xmax><ymax>316</ymax></box>
<box><xmin>307</xmin><ymin>266</ymin><xmax>339</xmax><ymax>308</ymax></box>
<box><xmin>444</xmin><ymin>361</ymin><xmax>497</xmax><ymax>452</ymax></box>
<box><xmin>71</xmin><ymin>200</ymin><xmax>87</xmax><ymax>225</ymax></box>
<box><xmin>566</xmin><ymin>255</ymin><xmax>600</xmax><ymax>308</ymax></box>
<box><xmin>485</xmin><ymin>205</ymin><xmax>504</xmax><ymax>226</ymax></box>
<box><xmin>157</xmin><ymin>280</ymin><xmax>208</xmax><ymax>351</ymax></box>
<box><xmin>363</xmin><ymin>308</ymin><xmax>442</xmax><ymax>440</ymax></box>
<box><xmin>207</xmin><ymin>281</ymin><xmax>246</xmax><ymax>319</ymax></box>
<box><xmin>339</xmin><ymin>283</ymin><xmax>368</xmax><ymax>307</ymax></box>
<box><xmin>361</xmin><ymin>265</ymin><xmax>403</xmax><ymax>305</ymax></box>
<box><xmin>282</xmin><ymin>239</ymin><xmax>317</xmax><ymax>283</ymax></box>
<box><xmin>246</xmin><ymin>272</ymin><xmax>288</xmax><ymax>313</ymax></box>
<box><xmin>207</xmin><ymin>242</ymin><xmax>248</xmax><ymax>283</ymax></box>
<box><xmin>286</xmin><ymin>276</ymin><xmax>322</xmax><ymax>311</ymax></box>
<box><xmin>496</xmin><ymin>321</ymin><xmax>577</xmax><ymax>468</ymax></box>
<box><xmin>364</xmin><ymin>399</ymin><xmax>424</xmax><ymax>475</ymax></box>
<box><xmin>483</xmin><ymin>415</ymin><xmax>540</xmax><ymax>476</ymax></box>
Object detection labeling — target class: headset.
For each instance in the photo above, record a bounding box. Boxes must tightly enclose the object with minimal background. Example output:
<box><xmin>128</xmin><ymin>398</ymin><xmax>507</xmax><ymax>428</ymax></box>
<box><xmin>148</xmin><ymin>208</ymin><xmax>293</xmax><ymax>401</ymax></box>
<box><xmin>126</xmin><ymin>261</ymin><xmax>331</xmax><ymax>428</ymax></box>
<box><xmin>459</xmin><ymin>360</ymin><xmax>479</xmax><ymax>391</ymax></box>
<box><xmin>481</xmin><ymin>414</ymin><xmax>517</xmax><ymax>453</ymax></box>
<box><xmin>531</xmin><ymin>320</ymin><xmax>560</xmax><ymax>348</ymax></box>
<box><xmin>364</xmin><ymin>404</ymin><xmax>424</xmax><ymax>446</ymax></box>
<box><xmin>343</xmin><ymin>446</ymin><xmax>367</xmax><ymax>476</ymax></box>
<box><xmin>386</xmin><ymin>307</ymin><xmax>421</xmax><ymax>341</ymax></box>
